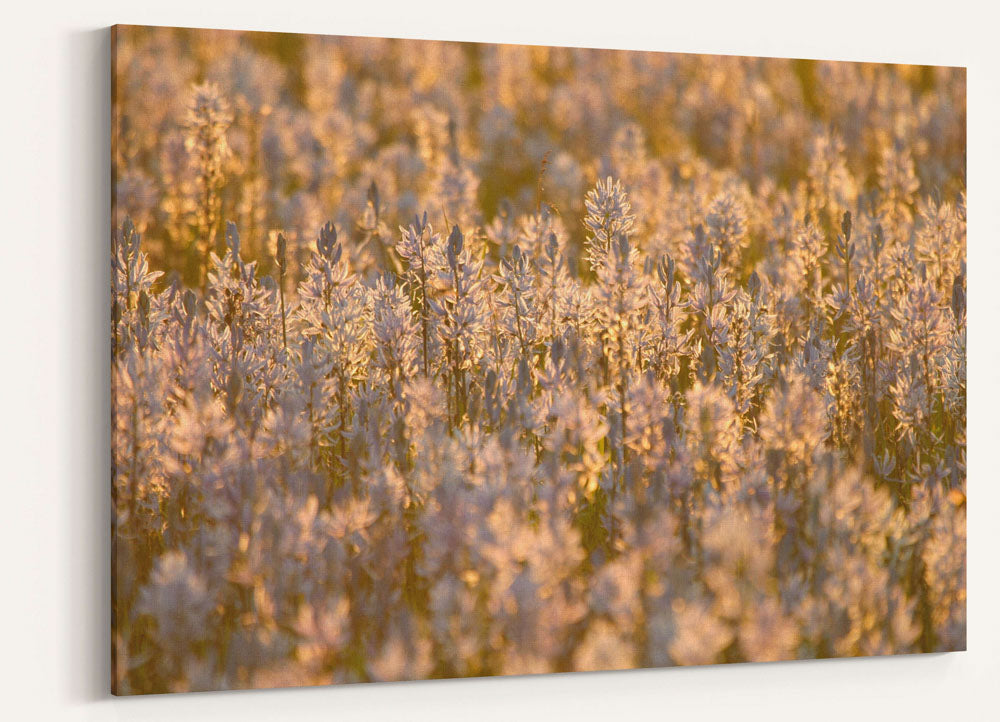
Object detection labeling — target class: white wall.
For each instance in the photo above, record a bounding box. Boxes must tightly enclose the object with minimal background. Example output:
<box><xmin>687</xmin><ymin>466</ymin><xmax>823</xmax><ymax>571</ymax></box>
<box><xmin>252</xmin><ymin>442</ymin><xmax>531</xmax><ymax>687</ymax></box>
<box><xmin>1</xmin><ymin>1</ymin><xmax>997</xmax><ymax>719</ymax></box>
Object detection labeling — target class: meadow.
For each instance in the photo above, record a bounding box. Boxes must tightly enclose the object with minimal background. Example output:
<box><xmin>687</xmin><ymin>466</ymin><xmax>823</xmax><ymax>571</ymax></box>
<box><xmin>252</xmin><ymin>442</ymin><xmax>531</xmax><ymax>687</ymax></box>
<box><xmin>111</xmin><ymin>26</ymin><xmax>966</xmax><ymax>694</ymax></box>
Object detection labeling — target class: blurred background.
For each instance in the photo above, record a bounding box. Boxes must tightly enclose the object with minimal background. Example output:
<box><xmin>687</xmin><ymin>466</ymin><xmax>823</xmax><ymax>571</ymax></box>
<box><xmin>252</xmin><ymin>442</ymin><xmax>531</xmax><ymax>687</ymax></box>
<box><xmin>113</xmin><ymin>26</ymin><xmax>965</xmax><ymax>287</ymax></box>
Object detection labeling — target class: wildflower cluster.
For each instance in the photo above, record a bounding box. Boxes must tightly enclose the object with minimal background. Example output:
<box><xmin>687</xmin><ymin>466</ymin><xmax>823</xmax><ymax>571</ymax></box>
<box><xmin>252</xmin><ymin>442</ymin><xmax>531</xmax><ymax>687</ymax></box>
<box><xmin>112</xmin><ymin>27</ymin><xmax>966</xmax><ymax>694</ymax></box>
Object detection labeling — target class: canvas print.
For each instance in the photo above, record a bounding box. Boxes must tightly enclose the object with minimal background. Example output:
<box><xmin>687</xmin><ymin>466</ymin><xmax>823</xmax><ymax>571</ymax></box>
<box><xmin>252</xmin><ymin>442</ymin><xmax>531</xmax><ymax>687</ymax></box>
<box><xmin>111</xmin><ymin>24</ymin><xmax>967</xmax><ymax>695</ymax></box>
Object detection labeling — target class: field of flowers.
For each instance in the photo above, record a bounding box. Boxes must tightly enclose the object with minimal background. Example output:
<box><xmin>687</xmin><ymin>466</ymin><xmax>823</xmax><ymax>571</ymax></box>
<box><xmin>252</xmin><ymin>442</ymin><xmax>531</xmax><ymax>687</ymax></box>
<box><xmin>111</xmin><ymin>25</ymin><xmax>966</xmax><ymax>694</ymax></box>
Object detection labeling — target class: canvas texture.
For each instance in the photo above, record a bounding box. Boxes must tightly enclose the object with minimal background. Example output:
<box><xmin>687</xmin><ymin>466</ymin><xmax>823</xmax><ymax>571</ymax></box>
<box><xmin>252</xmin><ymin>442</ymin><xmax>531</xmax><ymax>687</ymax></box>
<box><xmin>111</xmin><ymin>24</ymin><xmax>967</xmax><ymax>695</ymax></box>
